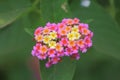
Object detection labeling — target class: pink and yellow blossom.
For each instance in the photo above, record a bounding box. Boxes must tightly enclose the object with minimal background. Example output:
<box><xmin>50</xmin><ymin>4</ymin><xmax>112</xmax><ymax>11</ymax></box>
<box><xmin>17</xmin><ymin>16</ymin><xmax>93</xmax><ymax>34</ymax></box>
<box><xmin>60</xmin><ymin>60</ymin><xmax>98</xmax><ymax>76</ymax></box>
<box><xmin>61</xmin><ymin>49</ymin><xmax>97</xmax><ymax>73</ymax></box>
<box><xmin>49</xmin><ymin>41</ymin><xmax>57</xmax><ymax>49</ymax></box>
<box><xmin>43</xmin><ymin>27</ymin><xmax>50</xmax><ymax>34</ymax></box>
<box><xmin>49</xmin><ymin>31</ymin><xmax>57</xmax><ymax>39</ymax></box>
<box><xmin>59</xmin><ymin>29</ymin><xmax>67</xmax><ymax>36</ymax></box>
<box><xmin>68</xmin><ymin>40</ymin><xmax>76</xmax><ymax>48</ymax></box>
<box><xmin>55</xmin><ymin>43</ymin><xmax>63</xmax><ymax>52</ymax></box>
<box><xmin>31</xmin><ymin>18</ymin><xmax>93</xmax><ymax>68</ymax></box>
<box><xmin>35</xmin><ymin>34</ymin><xmax>43</xmax><ymax>42</ymax></box>
<box><xmin>39</xmin><ymin>45</ymin><xmax>48</xmax><ymax>54</ymax></box>
<box><xmin>77</xmin><ymin>39</ymin><xmax>85</xmax><ymax>48</ymax></box>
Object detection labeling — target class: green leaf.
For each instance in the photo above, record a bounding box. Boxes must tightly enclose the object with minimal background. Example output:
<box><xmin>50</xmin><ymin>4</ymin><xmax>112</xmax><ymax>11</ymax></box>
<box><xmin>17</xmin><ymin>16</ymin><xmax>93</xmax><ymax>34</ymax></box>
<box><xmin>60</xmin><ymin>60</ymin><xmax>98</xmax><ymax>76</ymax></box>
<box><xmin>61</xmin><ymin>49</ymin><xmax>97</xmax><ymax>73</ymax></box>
<box><xmin>73</xmin><ymin>47</ymin><xmax>120</xmax><ymax>80</ymax></box>
<box><xmin>69</xmin><ymin>0</ymin><xmax>120</xmax><ymax>59</ymax></box>
<box><xmin>0</xmin><ymin>15</ymin><xmax>32</xmax><ymax>62</ymax></box>
<box><xmin>0</xmin><ymin>4</ymin><xmax>43</xmax><ymax>78</ymax></box>
<box><xmin>95</xmin><ymin>0</ymin><xmax>120</xmax><ymax>26</ymax></box>
<box><xmin>39</xmin><ymin>0</ymin><xmax>76</xmax><ymax>80</ymax></box>
<box><xmin>40</xmin><ymin>58</ymin><xmax>76</xmax><ymax>80</ymax></box>
<box><xmin>8</xmin><ymin>62</ymin><xmax>35</xmax><ymax>80</ymax></box>
<box><xmin>69</xmin><ymin>0</ymin><xmax>120</xmax><ymax>80</ymax></box>
<box><xmin>24</xmin><ymin>8</ymin><xmax>41</xmax><ymax>37</ymax></box>
<box><xmin>0</xmin><ymin>0</ymin><xmax>32</xmax><ymax>29</ymax></box>
<box><xmin>0</xmin><ymin>13</ymin><xmax>38</xmax><ymax>80</ymax></box>
<box><xmin>0</xmin><ymin>0</ymin><xmax>40</xmax><ymax>80</ymax></box>
<box><xmin>40</xmin><ymin>0</ymin><xmax>71</xmax><ymax>24</ymax></box>
<box><xmin>114</xmin><ymin>0</ymin><xmax>120</xmax><ymax>26</ymax></box>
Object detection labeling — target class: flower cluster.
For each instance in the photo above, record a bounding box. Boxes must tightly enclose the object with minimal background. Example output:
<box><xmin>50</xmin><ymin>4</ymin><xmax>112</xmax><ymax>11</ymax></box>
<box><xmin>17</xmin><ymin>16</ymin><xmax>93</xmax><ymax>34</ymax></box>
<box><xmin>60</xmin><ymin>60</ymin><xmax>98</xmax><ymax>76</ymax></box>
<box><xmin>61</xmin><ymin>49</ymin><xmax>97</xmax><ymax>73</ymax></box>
<box><xmin>31</xmin><ymin>18</ymin><xmax>93</xmax><ymax>68</ymax></box>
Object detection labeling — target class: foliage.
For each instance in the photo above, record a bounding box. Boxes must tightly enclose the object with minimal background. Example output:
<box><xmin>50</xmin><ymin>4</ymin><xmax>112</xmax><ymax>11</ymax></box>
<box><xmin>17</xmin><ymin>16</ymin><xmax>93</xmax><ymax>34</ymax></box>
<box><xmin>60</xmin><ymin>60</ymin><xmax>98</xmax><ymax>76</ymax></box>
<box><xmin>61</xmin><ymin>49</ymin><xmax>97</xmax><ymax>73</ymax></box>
<box><xmin>0</xmin><ymin>0</ymin><xmax>120</xmax><ymax>80</ymax></box>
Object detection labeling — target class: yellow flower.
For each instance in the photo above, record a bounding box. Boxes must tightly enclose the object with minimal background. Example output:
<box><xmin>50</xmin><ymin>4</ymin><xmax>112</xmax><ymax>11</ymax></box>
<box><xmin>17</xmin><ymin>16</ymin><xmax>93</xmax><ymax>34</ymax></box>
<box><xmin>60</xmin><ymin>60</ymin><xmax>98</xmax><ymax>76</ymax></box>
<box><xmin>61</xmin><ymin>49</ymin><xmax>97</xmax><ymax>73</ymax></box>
<box><xmin>49</xmin><ymin>41</ymin><xmax>56</xmax><ymax>49</ymax></box>
<box><xmin>67</xmin><ymin>32</ymin><xmax>75</xmax><ymax>41</ymax></box>
<box><xmin>35</xmin><ymin>34</ymin><xmax>43</xmax><ymax>42</ymax></box>
<box><xmin>74</xmin><ymin>32</ymin><xmax>81</xmax><ymax>40</ymax></box>
<box><xmin>72</xmin><ymin>25</ymin><xmax>79</xmax><ymax>32</ymax></box>
<box><xmin>43</xmin><ymin>36</ymin><xmax>51</xmax><ymax>44</ymax></box>
<box><xmin>49</xmin><ymin>31</ymin><xmax>57</xmax><ymax>39</ymax></box>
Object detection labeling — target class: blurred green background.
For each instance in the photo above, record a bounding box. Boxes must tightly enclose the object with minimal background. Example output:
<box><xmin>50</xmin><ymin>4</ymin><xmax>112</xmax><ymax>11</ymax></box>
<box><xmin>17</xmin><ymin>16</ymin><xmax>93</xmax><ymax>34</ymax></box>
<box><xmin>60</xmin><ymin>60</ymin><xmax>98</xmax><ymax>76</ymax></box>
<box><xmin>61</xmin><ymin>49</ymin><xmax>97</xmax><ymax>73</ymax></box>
<box><xmin>0</xmin><ymin>0</ymin><xmax>120</xmax><ymax>80</ymax></box>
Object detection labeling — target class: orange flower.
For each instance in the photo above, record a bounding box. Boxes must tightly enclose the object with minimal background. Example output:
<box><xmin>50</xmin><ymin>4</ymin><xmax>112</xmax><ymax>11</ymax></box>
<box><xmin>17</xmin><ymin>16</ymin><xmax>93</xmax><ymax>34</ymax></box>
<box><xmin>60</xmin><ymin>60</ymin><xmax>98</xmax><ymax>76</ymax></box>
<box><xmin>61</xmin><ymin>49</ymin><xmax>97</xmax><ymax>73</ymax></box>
<box><xmin>82</xmin><ymin>28</ymin><xmax>90</xmax><ymax>35</ymax></box>
<box><xmin>40</xmin><ymin>45</ymin><xmax>48</xmax><ymax>53</ymax></box>
<box><xmin>65</xmin><ymin>26</ymin><xmax>71</xmax><ymax>32</ymax></box>
<box><xmin>77</xmin><ymin>39</ymin><xmax>84</xmax><ymax>48</ymax></box>
<box><xmin>56</xmin><ymin>43</ymin><xmax>63</xmax><ymax>51</ymax></box>
<box><xmin>67</xmin><ymin>19</ymin><xmax>73</xmax><ymax>25</ymax></box>
<box><xmin>68</xmin><ymin>40</ymin><xmax>76</xmax><ymax>47</ymax></box>
<box><xmin>43</xmin><ymin>28</ymin><xmax>50</xmax><ymax>34</ymax></box>
<box><xmin>59</xmin><ymin>29</ymin><xmax>67</xmax><ymax>36</ymax></box>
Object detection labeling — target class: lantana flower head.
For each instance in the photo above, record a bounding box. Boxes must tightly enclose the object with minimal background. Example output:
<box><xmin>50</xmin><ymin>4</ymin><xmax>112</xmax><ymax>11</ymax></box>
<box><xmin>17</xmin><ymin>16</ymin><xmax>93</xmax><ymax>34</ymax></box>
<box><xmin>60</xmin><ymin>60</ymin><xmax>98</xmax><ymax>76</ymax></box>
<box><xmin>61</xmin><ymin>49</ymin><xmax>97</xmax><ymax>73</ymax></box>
<box><xmin>31</xmin><ymin>18</ymin><xmax>93</xmax><ymax>68</ymax></box>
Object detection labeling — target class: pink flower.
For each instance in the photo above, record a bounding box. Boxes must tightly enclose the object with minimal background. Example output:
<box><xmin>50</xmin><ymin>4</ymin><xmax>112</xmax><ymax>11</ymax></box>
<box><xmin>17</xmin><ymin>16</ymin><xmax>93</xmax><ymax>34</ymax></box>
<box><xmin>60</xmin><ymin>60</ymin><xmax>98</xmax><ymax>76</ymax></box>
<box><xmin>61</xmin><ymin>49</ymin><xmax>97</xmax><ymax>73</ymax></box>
<box><xmin>58</xmin><ymin>29</ymin><xmax>67</xmax><ymax>36</ymax></box>
<box><xmin>80</xmin><ymin>47</ymin><xmax>87</xmax><ymax>53</ymax></box>
<box><xmin>48</xmin><ymin>23</ymin><xmax>57</xmax><ymax>31</ymax></box>
<box><xmin>65</xmin><ymin>48</ymin><xmax>72</xmax><ymax>56</ymax></box>
<box><xmin>38</xmin><ymin>53</ymin><xmax>47</xmax><ymax>60</ymax></box>
<box><xmin>66</xmin><ymin>19</ymin><xmax>74</xmax><ymax>25</ymax></box>
<box><xmin>88</xmin><ymin>32</ymin><xmax>93</xmax><ymax>38</ymax></box>
<box><xmin>79</xmin><ymin>23</ymin><xmax>89</xmax><ymax>28</ymax></box>
<box><xmin>78</xmin><ymin>23</ymin><xmax>89</xmax><ymax>32</ymax></box>
<box><xmin>77</xmin><ymin>39</ymin><xmax>85</xmax><ymax>48</ymax></box>
<box><xmin>78</xmin><ymin>24</ymin><xmax>83</xmax><ymax>32</ymax></box>
<box><xmin>31</xmin><ymin>49</ymin><xmax>39</xmax><ymax>56</ymax></box>
<box><xmin>31</xmin><ymin>43</ymin><xmax>41</xmax><ymax>56</ymax></box>
<box><xmin>62</xmin><ymin>18</ymin><xmax>67</xmax><ymax>24</ymax></box>
<box><xmin>57</xmin><ymin>51</ymin><xmax>65</xmax><ymax>57</ymax></box>
<box><xmin>71</xmin><ymin>53</ymin><xmax>80</xmax><ymax>60</ymax></box>
<box><xmin>57</xmin><ymin>23</ymin><xmax>65</xmax><ymax>30</ymax></box>
<box><xmin>45</xmin><ymin>61</ymin><xmax>52</xmax><ymax>68</ymax></box>
<box><xmin>34</xmin><ymin>27</ymin><xmax>43</xmax><ymax>36</ymax></box>
<box><xmin>71</xmin><ymin>46</ymin><xmax>79</xmax><ymax>53</ymax></box>
<box><xmin>84</xmin><ymin>37</ymin><xmax>92</xmax><ymax>47</ymax></box>
<box><xmin>51</xmin><ymin>57</ymin><xmax>60</xmax><ymax>64</ymax></box>
<box><xmin>48</xmin><ymin>49</ymin><xmax>56</xmax><ymax>57</ymax></box>
<box><xmin>81</xmin><ymin>28</ymin><xmax>90</xmax><ymax>35</ymax></box>
<box><xmin>60</xmin><ymin>38</ymin><xmax>68</xmax><ymax>46</ymax></box>
<box><xmin>62</xmin><ymin>18</ymin><xmax>74</xmax><ymax>25</ymax></box>
<box><xmin>33</xmin><ymin>43</ymin><xmax>41</xmax><ymax>50</ymax></box>
<box><xmin>73</xmin><ymin>18</ymin><xmax>80</xmax><ymax>24</ymax></box>
<box><xmin>46</xmin><ymin>22</ymin><xmax>51</xmax><ymax>26</ymax></box>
